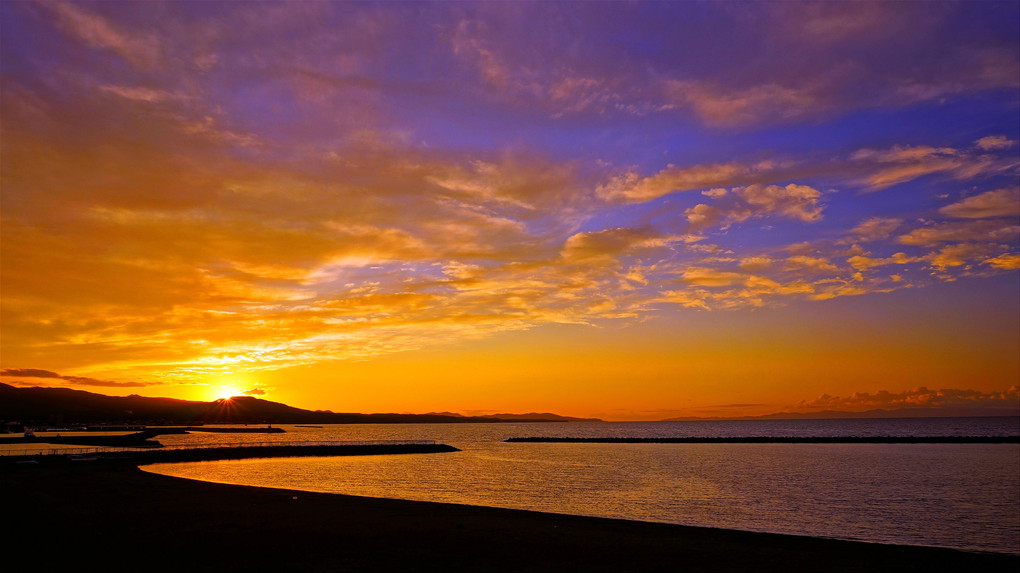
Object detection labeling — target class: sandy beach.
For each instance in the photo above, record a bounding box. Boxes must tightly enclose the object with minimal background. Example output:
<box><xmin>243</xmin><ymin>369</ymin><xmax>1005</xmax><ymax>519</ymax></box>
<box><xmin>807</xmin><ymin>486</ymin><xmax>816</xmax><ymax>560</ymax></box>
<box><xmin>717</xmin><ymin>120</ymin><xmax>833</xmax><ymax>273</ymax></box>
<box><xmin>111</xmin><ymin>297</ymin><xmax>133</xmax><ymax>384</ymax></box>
<box><xmin>3</xmin><ymin>458</ymin><xmax>1016</xmax><ymax>573</ymax></box>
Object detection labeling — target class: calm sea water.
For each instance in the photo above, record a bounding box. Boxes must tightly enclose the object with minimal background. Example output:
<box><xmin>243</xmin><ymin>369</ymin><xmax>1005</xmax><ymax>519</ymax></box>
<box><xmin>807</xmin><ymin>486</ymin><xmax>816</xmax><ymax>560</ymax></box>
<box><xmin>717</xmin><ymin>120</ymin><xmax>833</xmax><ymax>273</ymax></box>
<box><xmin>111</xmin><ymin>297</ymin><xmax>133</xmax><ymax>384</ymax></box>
<box><xmin>144</xmin><ymin>417</ymin><xmax>1020</xmax><ymax>554</ymax></box>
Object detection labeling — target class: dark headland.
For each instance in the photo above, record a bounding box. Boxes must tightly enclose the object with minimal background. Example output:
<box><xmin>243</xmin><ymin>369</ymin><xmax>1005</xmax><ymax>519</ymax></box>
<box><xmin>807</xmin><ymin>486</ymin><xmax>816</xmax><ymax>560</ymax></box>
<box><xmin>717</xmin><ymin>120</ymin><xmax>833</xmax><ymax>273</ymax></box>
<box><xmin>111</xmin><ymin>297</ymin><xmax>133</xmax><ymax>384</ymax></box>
<box><xmin>3</xmin><ymin>458</ymin><xmax>1015</xmax><ymax>573</ymax></box>
<box><xmin>0</xmin><ymin>382</ymin><xmax>599</xmax><ymax>426</ymax></box>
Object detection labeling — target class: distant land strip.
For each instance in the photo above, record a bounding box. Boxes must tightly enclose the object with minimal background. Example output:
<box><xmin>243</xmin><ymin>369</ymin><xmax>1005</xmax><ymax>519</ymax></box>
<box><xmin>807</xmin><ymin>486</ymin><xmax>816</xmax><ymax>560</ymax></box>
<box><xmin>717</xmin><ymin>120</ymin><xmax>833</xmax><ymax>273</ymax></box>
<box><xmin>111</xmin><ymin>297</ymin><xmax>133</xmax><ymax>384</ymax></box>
<box><xmin>506</xmin><ymin>436</ymin><xmax>1020</xmax><ymax>444</ymax></box>
<box><xmin>2</xmin><ymin>427</ymin><xmax>285</xmax><ymax>447</ymax></box>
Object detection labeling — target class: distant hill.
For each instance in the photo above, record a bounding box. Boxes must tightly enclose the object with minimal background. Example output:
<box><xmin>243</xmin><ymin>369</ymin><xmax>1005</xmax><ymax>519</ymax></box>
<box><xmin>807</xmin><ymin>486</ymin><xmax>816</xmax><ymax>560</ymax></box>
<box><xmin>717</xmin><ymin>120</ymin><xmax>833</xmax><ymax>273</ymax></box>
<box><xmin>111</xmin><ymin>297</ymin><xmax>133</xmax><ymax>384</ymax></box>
<box><xmin>427</xmin><ymin>411</ymin><xmax>600</xmax><ymax>422</ymax></box>
<box><xmin>478</xmin><ymin>412</ymin><xmax>603</xmax><ymax>422</ymax></box>
<box><xmin>0</xmin><ymin>383</ymin><xmax>601</xmax><ymax>426</ymax></box>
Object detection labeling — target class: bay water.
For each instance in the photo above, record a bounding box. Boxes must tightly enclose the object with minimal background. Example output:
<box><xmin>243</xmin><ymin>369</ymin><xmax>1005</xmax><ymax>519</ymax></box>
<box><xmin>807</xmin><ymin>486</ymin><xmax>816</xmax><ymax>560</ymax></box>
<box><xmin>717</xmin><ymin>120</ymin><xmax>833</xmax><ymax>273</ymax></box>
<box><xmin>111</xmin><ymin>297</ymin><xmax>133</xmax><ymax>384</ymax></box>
<box><xmin>143</xmin><ymin>417</ymin><xmax>1020</xmax><ymax>554</ymax></box>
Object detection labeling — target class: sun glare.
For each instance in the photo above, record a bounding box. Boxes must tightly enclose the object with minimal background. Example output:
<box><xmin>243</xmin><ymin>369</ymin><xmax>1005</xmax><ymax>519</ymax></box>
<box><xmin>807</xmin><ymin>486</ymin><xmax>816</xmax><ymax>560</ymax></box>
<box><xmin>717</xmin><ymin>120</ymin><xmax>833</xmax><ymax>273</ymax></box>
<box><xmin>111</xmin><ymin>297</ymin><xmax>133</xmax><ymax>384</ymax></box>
<box><xmin>212</xmin><ymin>385</ymin><xmax>239</xmax><ymax>401</ymax></box>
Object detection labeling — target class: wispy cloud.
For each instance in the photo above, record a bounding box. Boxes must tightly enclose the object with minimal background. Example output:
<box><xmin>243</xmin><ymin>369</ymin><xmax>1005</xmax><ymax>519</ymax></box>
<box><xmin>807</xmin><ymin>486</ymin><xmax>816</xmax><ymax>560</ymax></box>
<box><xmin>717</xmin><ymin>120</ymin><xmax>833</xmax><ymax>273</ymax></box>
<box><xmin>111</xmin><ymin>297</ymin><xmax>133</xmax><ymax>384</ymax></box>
<box><xmin>601</xmin><ymin>140</ymin><xmax>1016</xmax><ymax>205</ymax></box>
<box><xmin>846</xmin><ymin>217</ymin><xmax>903</xmax><ymax>243</ymax></box>
<box><xmin>974</xmin><ymin>135</ymin><xmax>1016</xmax><ymax>151</ymax></box>
<box><xmin>663</xmin><ymin>80</ymin><xmax>825</xmax><ymax>127</ymax></box>
<box><xmin>849</xmin><ymin>144</ymin><xmax>1016</xmax><ymax>192</ymax></box>
<box><xmin>99</xmin><ymin>85</ymin><xmax>181</xmax><ymax>103</ymax></box>
<box><xmin>43</xmin><ymin>1</ymin><xmax>161</xmax><ymax>69</ymax></box>
<box><xmin>440</xmin><ymin>2</ymin><xmax>1020</xmax><ymax>127</ymax></box>
<box><xmin>597</xmin><ymin>161</ymin><xmax>799</xmax><ymax>203</ymax></box>
<box><xmin>897</xmin><ymin>220</ymin><xmax>1020</xmax><ymax>246</ymax></box>
<box><xmin>940</xmin><ymin>187</ymin><xmax>1020</xmax><ymax>219</ymax></box>
<box><xmin>1</xmin><ymin>368</ymin><xmax>155</xmax><ymax>388</ymax></box>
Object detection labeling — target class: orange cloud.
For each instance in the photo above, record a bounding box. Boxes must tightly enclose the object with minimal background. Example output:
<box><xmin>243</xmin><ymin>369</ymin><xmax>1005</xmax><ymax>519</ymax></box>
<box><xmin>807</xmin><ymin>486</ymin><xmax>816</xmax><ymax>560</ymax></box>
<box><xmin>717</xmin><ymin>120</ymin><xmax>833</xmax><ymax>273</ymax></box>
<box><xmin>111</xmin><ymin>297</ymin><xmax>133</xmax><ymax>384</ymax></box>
<box><xmin>684</xmin><ymin>183</ymin><xmax>824</xmax><ymax>232</ymax></box>
<box><xmin>679</xmin><ymin>267</ymin><xmax>745</xmax><ymax>288</ymax></box>
<box><xmin>560</xmin><ymin>228</ymin><xmax>661</xmax><ymax>263</ymax></box>
<box><xmin>663</xmin><ymin>80</ymin><xmax>823</xmax><ymax>127</ymax></box>
<box><xmin>974</xmin><ymin>135</ymin><xmax>1016</xmax><ymax>151</ymax></box>
<box><xmin>797</xmin><ymin>386</ymin><xmax>1020</xmax><ymax>413</ymax></box>
<box><xmin>597</xmin><ymin>161</ymin><xmax>796</xmax><ymax>203</ymax></box>
<box><xmin>897</xmin><ymin>220</ymin><xmax>1020</xmax><ymax>246</ymax></box>
<box><xmin>940</xmin><ymin>188</ymin><xmax>1020</xmax><ymax>219</ymax></box>
<box><xmin>849</xmin><ymin>144</ymin><xmax>1015</xmax><ymax>191</ymax></box>
<box><xmin>599</xmin><ymin>137</ymin><xmax>1016</xmax><ymax>206</ymax></box>
<box><xmin>785</xmin><ymin>255</ymin><xmax>838</xmax><ymax>272</ymax></box>
<box><xmin>846</xmin><ymin>217</ymin><xmax>903</xmax><ymax>242</ymax></box>
<box><xmin>847</xmin><ymin>253</ymin><xmax>923</xmax><ymax>271</ymax></box>
<box><xmin>983</xmin><ymin>253</ymin><xmax>1020</xmax><ymax>270</ymax></box>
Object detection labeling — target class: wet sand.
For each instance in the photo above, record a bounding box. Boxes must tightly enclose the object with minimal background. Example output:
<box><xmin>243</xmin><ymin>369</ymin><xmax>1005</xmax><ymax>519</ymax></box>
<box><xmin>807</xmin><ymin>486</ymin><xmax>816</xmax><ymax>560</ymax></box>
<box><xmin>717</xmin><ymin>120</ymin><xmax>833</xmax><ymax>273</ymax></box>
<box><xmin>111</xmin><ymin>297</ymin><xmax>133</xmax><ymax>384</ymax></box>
<box><xmin>3</xmin><ymin>460</ymin><xmax>1015</xmax><ymax>572</ymax></box>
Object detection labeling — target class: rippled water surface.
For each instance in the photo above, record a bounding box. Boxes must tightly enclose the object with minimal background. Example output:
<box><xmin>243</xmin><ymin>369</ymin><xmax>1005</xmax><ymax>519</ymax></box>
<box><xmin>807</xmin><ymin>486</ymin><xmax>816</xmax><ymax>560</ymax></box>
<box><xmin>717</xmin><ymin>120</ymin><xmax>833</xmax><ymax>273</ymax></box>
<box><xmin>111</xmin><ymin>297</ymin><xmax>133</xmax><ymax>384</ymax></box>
<box><xmin>144</xmin><ymin>418</ymin><xmax>1020</xmax><ymax>554</ymax></box>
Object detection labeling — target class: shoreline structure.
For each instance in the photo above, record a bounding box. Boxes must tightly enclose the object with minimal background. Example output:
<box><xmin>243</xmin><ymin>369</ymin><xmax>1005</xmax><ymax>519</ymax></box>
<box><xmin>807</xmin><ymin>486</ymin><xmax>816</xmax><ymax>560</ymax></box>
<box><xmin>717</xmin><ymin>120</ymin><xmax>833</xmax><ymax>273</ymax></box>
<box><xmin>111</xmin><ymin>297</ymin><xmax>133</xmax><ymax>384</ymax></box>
<box><xmin>2</xmin><ymin>444</ymin><xmax>1017</xmax><ymax>572</ymax></box>
<box><xmin>2</xmin><ymin>441</ymin><xmax>457</xmax><ymax>462</ymax></box>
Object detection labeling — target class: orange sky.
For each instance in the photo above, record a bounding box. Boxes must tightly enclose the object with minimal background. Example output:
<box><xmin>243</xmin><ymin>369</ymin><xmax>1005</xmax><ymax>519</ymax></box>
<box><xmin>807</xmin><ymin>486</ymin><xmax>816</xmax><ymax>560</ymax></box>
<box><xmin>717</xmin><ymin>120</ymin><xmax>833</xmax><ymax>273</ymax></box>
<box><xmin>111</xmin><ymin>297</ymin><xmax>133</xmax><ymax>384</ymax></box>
<box><xmin>2</xmin><ymin>2</ymin><xmax>1018</xmax><ymax>420</ymax></box>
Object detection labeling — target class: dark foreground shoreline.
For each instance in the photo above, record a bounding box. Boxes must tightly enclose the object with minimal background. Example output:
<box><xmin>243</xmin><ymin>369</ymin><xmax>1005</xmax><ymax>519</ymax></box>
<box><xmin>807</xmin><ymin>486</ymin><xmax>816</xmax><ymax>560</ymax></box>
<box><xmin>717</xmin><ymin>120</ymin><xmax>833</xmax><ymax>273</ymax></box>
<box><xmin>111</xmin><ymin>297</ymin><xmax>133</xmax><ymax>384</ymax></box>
<box><xmin>3</xmin><ymin>460</ymin><xmax>1016</xmax><ymax>573</ymax></box>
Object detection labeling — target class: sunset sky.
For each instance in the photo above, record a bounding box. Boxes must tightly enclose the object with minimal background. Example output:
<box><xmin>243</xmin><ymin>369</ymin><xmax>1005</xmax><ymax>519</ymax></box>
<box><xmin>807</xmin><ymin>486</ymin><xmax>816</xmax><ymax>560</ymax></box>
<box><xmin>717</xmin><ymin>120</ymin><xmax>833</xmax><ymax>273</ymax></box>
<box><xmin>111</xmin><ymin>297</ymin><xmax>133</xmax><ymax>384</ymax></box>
<box><xmin>2</xmin><ymin>1</ymin><xmax>1018</xmax><ymax>420</ymax></box>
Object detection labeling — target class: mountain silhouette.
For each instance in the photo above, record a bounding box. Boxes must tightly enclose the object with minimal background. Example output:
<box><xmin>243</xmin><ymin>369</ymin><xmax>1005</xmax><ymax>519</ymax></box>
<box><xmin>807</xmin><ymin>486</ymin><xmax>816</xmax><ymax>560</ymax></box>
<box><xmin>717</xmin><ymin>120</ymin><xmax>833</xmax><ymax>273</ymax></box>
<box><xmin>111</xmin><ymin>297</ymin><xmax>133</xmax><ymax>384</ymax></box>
<box><xmin>0</xmin><ymin>383</ymin><xmax>601</xmax><ymax>425</ymax></box>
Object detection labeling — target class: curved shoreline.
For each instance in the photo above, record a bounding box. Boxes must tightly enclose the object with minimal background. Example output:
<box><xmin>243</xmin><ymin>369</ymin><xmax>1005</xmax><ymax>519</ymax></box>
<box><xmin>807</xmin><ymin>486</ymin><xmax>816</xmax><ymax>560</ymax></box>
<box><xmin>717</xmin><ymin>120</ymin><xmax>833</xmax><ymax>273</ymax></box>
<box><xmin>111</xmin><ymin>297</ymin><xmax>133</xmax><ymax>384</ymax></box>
<box><xmin>3</xmin><ymin>459</ymin><xmax>1016</xmax><ymax>572</ymax></box>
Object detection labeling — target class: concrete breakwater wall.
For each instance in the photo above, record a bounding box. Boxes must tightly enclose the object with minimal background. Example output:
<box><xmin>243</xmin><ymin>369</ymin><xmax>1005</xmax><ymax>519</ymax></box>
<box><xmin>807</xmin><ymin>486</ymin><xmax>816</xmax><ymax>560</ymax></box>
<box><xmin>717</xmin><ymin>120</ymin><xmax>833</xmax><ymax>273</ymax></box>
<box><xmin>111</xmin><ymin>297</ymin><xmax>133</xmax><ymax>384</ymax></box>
<box><xmin>134</xmin><ymin>442</ymin><xmax>460</xmax><ymax>463</ymax></box>
<box><xmin>2</xmin><ymin>442</ymin><xmax>460</xmax><ymax>464</ymax></box>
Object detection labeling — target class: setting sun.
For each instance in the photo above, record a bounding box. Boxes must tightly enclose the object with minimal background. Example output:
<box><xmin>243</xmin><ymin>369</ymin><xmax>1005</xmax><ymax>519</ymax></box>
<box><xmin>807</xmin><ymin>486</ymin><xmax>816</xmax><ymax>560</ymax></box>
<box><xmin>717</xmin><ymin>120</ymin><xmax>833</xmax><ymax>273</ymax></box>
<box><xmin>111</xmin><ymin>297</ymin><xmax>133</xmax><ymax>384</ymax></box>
<box><xmin>211</xmin><ymin>386</ymin><xmax>239</xmax><ymax>402</ymax></box>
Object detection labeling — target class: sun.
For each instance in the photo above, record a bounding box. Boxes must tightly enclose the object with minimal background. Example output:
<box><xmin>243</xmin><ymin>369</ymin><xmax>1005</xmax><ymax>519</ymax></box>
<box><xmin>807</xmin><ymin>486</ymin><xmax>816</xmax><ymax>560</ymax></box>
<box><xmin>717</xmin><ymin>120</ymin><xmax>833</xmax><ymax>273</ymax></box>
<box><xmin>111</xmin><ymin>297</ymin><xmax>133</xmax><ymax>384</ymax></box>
<box><xmin>200</xmin><ymin>374</ymin><xmax>260</xmax><ymax>402</ymax></box>
<box><xmin>212</xmin><ymin>385</ymin><xmax>239</xmax><ymax>401</ymax></box>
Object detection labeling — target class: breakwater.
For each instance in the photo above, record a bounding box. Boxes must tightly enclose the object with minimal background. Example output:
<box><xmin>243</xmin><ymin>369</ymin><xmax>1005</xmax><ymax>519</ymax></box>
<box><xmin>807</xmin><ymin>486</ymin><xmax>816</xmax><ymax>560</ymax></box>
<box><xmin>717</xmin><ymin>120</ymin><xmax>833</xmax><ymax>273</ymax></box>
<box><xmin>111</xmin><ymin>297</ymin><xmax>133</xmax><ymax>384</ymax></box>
<box><xmin>134</xmin><ymin>442</ymin><xmax>460</xmax><ymax>463</ymax></box>
<box><xmin>506</xmin><ymin>436</ymin><xmax>1020</xmax><ymax>444</ymax></box>
<box><xmin>1</xmin><ymin>441</ymin><xmax>459</xmax><ymax>464</ymax></box>
<box><xmin>176</xmin><ymin>426</ymin><xmax>286</xmax><ymax>433</ymax></box>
